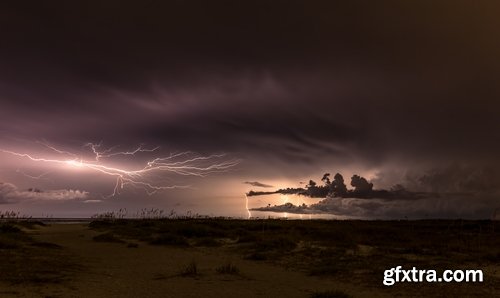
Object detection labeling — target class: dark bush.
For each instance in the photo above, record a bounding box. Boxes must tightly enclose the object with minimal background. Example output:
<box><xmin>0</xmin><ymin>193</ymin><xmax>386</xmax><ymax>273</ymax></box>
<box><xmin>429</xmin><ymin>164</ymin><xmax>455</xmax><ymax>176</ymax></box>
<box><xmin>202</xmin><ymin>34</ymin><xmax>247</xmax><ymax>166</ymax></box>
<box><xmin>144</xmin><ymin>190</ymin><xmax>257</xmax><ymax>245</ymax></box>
<box><xmin>149</xmin><ymin>234</ymin><xmax>189</xmax><ymax>246</ymax></box>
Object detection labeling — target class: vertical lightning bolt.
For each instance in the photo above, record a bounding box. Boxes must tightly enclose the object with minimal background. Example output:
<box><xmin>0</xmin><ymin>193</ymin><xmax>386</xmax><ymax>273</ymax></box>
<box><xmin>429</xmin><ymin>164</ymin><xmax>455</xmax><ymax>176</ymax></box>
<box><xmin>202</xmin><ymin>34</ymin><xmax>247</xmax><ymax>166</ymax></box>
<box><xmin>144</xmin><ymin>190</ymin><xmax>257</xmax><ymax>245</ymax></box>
<box><xmin>245</xmin><ymin>194</ymin><xmax>251</xmax><ymax>219</ymax></box>
<box><xmin>281</xmin><ymin>194</ymin><xmax>289</xmax><ymax>218</ymax></box>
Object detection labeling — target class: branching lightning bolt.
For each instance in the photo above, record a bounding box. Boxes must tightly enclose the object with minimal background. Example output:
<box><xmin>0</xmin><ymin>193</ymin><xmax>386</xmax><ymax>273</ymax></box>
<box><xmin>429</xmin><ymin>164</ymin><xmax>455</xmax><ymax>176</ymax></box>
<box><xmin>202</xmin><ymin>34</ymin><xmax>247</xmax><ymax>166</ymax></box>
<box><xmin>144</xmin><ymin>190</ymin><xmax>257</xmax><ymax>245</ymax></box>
<box><xmin>1</xmin><ymin>143</ymin><xmax>240</xmax><ymax>198</ymax></box>
<box><xmin>16</xmin><ymin>169</ymin><xmax>52</xmax><ymax>180</ymax></box>
<box><xmin>84</xmin><ymin>142</ymin><xmax>160</xmax><ymax>161</ymax></box>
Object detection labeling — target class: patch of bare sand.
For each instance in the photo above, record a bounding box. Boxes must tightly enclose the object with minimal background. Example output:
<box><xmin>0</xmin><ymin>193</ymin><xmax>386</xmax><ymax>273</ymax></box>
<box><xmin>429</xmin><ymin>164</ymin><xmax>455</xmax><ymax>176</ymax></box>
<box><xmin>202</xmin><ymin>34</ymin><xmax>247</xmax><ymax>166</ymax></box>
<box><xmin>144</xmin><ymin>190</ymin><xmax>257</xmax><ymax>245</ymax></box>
<box><xmin>1</xmin><ymin>223</ymin><xmax>387</xmax><ymax>297</ymax></box>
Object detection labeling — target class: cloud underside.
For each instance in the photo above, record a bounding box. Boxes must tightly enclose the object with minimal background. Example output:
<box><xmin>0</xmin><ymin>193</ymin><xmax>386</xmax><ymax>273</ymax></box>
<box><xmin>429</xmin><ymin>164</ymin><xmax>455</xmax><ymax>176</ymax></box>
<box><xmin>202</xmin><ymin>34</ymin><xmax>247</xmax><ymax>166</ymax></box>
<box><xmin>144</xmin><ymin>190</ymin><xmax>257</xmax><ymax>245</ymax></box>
<box><xmin>244</xmin><ymin>181</ymin><xmax>274</xmax><ymax>188</ymax></box>
<box><xmin>249</xmin><ymin>164</ymin><xmax>500</xmax><ymax>219</ymax></box>
<box><xmin>0</xmin><ymin>182</ymin><xmax>89</xmax><ymax>204</ymax></box>
<box><xmin>0</xmin><ymin>2</ymin><xmax>499</xmax><ymax>218</ymax></box>
<box><xmin>251</xmin><ymin>194</ymin><xmax>499</xmax><ymax>219</ymax></box>
<box><xmin>1</xmin><ymin>2</ymin><xmax>500</xmax><ymax>169</ymax></box>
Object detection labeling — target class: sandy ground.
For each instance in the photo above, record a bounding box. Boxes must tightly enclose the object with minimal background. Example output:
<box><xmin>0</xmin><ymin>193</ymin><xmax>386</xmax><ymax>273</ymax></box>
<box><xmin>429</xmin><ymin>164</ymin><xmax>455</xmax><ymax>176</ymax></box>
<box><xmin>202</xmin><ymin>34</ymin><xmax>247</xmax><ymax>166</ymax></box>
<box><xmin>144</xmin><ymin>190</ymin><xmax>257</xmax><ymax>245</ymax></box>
<box><xmin>1</xmin><ymin>223</ymin><xmax>382</xmax><ymax>298</ymax></box>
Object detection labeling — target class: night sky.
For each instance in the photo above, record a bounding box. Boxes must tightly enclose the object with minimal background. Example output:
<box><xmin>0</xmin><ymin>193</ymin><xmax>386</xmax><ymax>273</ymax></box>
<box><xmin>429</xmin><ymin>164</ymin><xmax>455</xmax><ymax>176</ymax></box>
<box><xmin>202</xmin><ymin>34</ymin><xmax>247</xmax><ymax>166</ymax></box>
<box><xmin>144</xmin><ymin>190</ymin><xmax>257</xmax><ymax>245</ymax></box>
<box><xmin>1</xmin><ymin>1</ymin><xmax>499</xmax><ymax>218</ymax></box>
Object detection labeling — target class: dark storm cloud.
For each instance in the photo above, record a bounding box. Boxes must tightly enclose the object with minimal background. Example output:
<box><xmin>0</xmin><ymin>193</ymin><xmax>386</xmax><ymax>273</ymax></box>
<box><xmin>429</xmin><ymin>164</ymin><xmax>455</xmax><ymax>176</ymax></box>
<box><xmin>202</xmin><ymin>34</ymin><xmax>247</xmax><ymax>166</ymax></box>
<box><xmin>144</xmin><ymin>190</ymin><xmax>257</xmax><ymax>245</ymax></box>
<box><xmin>1</xmin><ymin>1</ymin><xmax>500</xmax><ymax>217</ymax></box>
<box><xmin>252</xmin><ymin>190</ymin><xmax>499</xmax><ymax>219</ymax></box>
<box><xmin>314</xmin><ymin>194</ymin><xmax>495</xmax><ymax>219</ymax></box>
<box><xmin>371</xmin><ymin>164</ymin><xmax>500</xmax><ymax>196</ymax></box>
<box><xmin>404</xmin><ymin>165</ymin><xmax>500</xmax><ymax>194</ymax></box>
<box><xmin>1</xmin><ymin>1</ymin><xmax>500</xmax><ymax>164</ymax></box>
<box><xmin>252</xmin><ymin>165</ymin><xmax>500</xmax><ymax>219</ymax></box>
<box><xmin>244</xmin><ymin>181</ymin><xmax>273</xmax><ymax>188</ymax></box>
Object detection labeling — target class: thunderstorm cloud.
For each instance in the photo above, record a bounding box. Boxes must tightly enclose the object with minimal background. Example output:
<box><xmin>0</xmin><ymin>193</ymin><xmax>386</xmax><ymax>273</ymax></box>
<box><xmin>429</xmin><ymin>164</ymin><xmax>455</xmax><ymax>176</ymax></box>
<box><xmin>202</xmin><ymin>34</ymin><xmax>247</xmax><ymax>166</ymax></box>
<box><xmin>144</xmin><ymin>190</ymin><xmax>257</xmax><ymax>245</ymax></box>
<box><xmin>244</xmin><ymin>181</ymin><xmax>274</xmax><ymax>188</ymax></box>
<box><xmin>0</xmin><ymin>1</ymin><xmax>499</xmax><ymax>217</ymax></box>
<box><xmin>0</xmin><ymin>182</ymin><xmax>89</xmax><ymax>204</ymax></box>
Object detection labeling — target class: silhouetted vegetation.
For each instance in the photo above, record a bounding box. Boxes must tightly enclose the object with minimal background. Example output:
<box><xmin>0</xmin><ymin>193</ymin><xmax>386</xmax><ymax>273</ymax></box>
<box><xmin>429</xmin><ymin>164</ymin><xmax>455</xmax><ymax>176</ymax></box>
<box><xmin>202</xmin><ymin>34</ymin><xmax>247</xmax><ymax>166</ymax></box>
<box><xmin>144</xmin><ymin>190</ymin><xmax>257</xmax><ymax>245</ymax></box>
<box><xmin>215</xmin><ymin>262</ymin><xmax>240</xmax><ymax>275</ymax></box>
<box><xmin>88</xmin><ymin>218</ymin><xmax>500</xmax><ymax>287</ymax></box>
<box><xmin>179</xmin><ymin>261</ymin><xmax>199</xmax><ymax>277</ymax></box>
<box><xmin>92</xmin><ymin>232</ymin><xmax>126</xmax><ymax>243</ymax></box>
<box><xmin>0</xmin><ymin>222</ymin><xmax>76</xmax><ymax>285</ymax></box>
<box><xmin>2</xmin><ymin>217</ymin><xmax>499</xmax><ymax>297</ymax></box>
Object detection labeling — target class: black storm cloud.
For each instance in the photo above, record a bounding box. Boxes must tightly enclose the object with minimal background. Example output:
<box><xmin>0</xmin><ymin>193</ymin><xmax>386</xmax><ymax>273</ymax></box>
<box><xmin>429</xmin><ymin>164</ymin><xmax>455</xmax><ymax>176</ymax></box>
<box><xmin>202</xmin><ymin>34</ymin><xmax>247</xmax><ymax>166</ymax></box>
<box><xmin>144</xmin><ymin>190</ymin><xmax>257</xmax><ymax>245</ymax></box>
<box><xmin>0</xmin><ymin>1</ymin><xmax>499</xmax><ymax>218</ymax></box>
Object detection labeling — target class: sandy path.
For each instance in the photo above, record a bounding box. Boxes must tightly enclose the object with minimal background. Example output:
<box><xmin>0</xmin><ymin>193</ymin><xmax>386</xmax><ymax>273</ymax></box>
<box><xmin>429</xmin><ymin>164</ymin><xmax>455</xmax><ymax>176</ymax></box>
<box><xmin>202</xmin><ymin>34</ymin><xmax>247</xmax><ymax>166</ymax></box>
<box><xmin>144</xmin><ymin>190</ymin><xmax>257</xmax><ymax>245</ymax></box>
<box><xmin>3</xmin><ymin>223</ymin><xmax>379</xmax><ymax>298</ymax></box>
